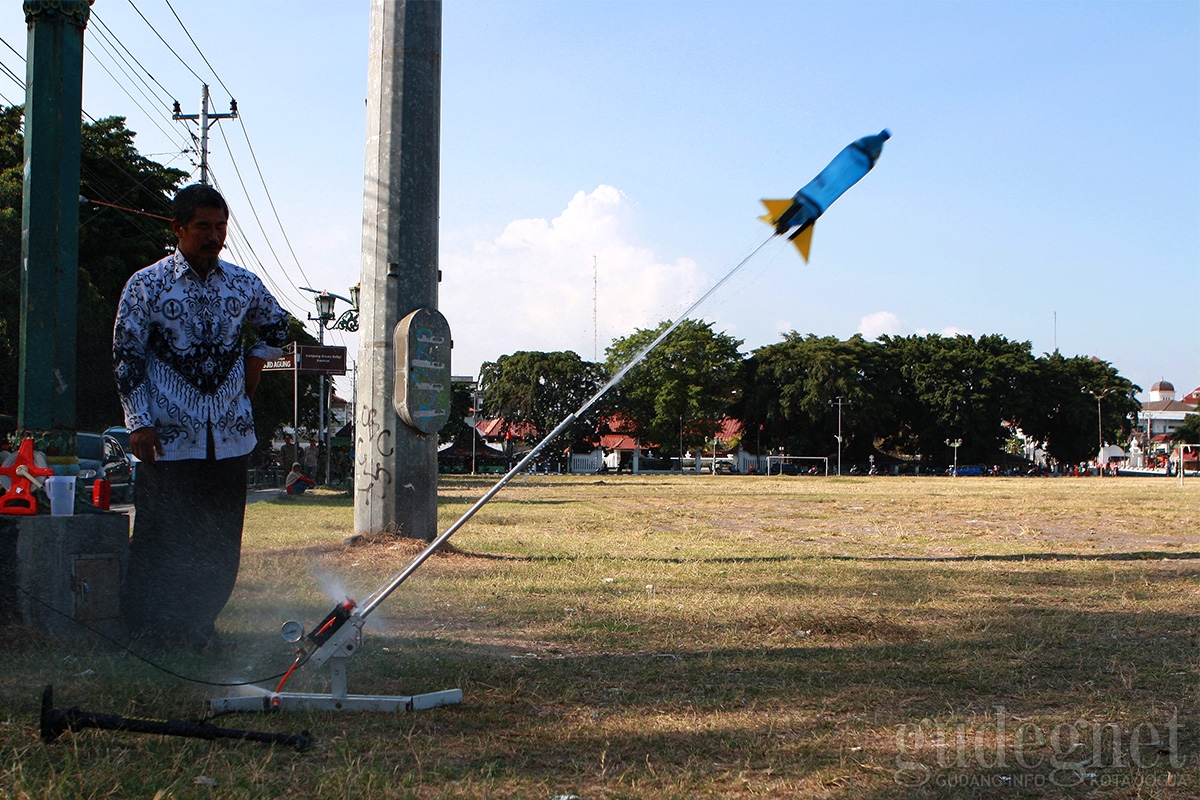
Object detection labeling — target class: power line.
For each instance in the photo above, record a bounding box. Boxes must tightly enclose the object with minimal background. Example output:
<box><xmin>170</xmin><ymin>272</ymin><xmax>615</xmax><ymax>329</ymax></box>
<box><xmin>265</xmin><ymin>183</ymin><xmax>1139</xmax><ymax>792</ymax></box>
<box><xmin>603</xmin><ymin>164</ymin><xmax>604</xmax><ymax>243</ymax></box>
<box><xmin>125</xmin><ymin>0</ymin><xmax>205</xmax><ymax>85</ymax></box>
<box><xmin>77</xmin><ymin>161</ymin><xmax>173</xmax><ymax>247</ymax></box>
<box><xmin>121</xmin><ymin>0</ymin><xmax>315</xmax><ymax>322</ymax></box>
<box><xmin>0</xmin><ymin>58</ymin><xmax>25</xmax><ymax>91</ymax></box>
<box><xmin>209</xmin><ymin>145</ymin><xmax>297</xmax><ymax>287</ymax></box>
<box><xmin>10</xmin><ymin>2</ymin><xmax>310</xmax><ymax>322</ymax></box>
<box><xmin>84</xmin><ymin>39</ymin><xmax>193</xmax><ymax>151</ymax></box>
<box><xmin>235</xmin><ymin>117</ymin><xmax>312</xmax><ymax>280</ymax></box>
<box><xmin>80</xmin><ymin>110</ymin><xmax>179</xmax><ymax>214</ymax></box>
<box><xmin>89</xmin><ymin>11</ymin><xmax>175</xmax><ymax>103</ymax></box>
<box><xmin>209</xmin><ymin>169</ymin><xmax>306</xmax><ymax>314</ymax></box>
<box><xmin>88</xmin><ymin>18</ymin><xmax>172</xmax><ymax>112</ymax></box>
<box><xmin>0</xmin><ymin>65</ymin><xmax>178</xmax><ymax>226</ymax></box>
<box><xmin>0</xmin><ymin>43</ymin><xmax>181</xmax><ymax>215</ymax></box>
<box><xmin>219</xmin><ymin>123</ymin><xmax>313</xmax><ymax>288</ymax></box>
<box><xmin>0</xmin><ymin>35</ymin><xmax>25</xmax><ymax>63</ymax></box>
<box><xmin>162</xmin><ymin>0</ymin><xmax>234</xmax><ymax>99</ymax></box>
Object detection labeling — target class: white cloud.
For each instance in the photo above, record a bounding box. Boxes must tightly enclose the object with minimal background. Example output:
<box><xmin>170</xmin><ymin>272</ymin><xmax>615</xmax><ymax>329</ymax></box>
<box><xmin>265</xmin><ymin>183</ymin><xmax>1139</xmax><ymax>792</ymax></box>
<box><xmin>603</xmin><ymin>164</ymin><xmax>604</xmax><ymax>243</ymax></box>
<box><xmin>858</xmin><ymin>311</ymin><xmax>907</xmax><ymax>340</ymax></box>
<box><xmin>857</xmin><ymin>312</ymin><xmax>973</xmax><ymax>342</ymax></box>
<box><xmin>440</xmin><ymin>186</ymin><xmax>707</xmax><ymax>376</ymax></box>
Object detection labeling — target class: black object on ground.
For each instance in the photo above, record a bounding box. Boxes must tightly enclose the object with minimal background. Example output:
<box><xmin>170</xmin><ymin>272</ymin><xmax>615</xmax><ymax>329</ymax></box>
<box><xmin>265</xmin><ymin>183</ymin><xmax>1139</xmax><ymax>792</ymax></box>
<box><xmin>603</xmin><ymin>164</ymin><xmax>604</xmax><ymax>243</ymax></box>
<box><xmin>39</xmin><ymin>685</ymin><xmax>311</xmax><ymax>751</ymax></box>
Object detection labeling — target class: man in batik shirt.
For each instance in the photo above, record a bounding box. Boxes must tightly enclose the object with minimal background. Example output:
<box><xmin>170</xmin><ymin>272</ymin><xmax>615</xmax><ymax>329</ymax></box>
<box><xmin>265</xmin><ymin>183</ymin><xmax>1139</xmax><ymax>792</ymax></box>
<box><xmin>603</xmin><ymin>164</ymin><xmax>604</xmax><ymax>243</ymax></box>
<box><xmin>113</xmin><ymin>184</ymin><xmax>290</xmax><ymax>649</ymax></box>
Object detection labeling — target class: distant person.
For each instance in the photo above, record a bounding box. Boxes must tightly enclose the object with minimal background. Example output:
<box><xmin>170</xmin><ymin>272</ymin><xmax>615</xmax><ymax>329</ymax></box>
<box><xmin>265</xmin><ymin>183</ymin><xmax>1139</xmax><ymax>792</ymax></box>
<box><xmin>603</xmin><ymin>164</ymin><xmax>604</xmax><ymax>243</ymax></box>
<box><xmin>284</xmin><ymin>462</ymin><xmax>315</xmax><ymax>495</ymax></box>
<box><xmin>304</xmin><ymin>439</ymin><xmax>319</xmax><ymax>479</ymax></box>
<box><xmin>279</xmin><ymin>434</ymin><xmax>298</xmax><ymax>472</ymax></box>
<box><xmin>113</xmin><ymin>184</ymin><xmax>290</xmax><ymax>650</ymax></box>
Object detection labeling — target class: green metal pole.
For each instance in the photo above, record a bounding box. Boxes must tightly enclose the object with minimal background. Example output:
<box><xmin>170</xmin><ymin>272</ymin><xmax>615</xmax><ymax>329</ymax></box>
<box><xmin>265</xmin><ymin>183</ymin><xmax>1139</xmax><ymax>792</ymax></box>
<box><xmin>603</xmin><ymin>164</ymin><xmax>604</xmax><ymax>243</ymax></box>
<box><xmin>17</xmin><ymin>0</ymin><xmax>89</xmax><ymax>457</ymax></box>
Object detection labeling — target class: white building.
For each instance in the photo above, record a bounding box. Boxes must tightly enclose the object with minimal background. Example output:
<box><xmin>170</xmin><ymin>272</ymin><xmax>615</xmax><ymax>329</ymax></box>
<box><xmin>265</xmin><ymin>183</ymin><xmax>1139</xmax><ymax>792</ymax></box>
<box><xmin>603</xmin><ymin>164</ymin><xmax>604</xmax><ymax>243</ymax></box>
<box><xmin>1138</xmin><ymin>381</ymin><xmax>1197</xmax><ymax>438</ymax></box>
<box><xmin>1126</xmin><ymin>380</ymin><xmax>1197</xmax><ymax>469</ymax></box>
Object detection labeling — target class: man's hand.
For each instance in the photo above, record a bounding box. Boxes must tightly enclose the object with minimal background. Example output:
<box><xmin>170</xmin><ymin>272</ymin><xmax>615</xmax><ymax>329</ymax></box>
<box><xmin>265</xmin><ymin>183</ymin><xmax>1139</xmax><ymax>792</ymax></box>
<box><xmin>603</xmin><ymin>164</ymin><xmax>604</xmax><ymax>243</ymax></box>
<box><xmin>129</xmin><ymin>426</ymin><xmax>164</xmax><ymax>462</ymax></box>
<box><xmin>245</xmin><ymin>355</ymin><xmax>267</xmax><ymax>400</ymax></box>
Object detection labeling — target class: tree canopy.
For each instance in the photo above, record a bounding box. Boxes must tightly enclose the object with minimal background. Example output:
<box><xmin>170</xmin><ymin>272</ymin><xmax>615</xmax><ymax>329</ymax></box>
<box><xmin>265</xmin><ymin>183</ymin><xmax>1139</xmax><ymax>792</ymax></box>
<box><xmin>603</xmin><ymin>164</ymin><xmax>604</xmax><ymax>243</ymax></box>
<box><xmin>0</xmin><ymin>107</ymin><xmax>319</xmax><ymax>447</ymax></box>
<box><xmin>0</xmin><ymin>108</ymin><xmax>186</xmax><ymax>430</ymax></box>
<box><xmin>1170</xmin><ymin>414</ymin><xmax>1200</xmax><ymax>444</ymax></box>
<box><xmin>478</xmin><ymin>350</ymin><xmax>606</xmax><ymax>454</ymax></box>
<box><xmin>604</xmin><ymin>319</ymin><xmax>743</xmax><ymax>456</ymax></box>
<box><xmin>733</xmin><ymin>333</ymin><xmax>889</xmax><ymax>460</ymax></box>
<box><xmin>476</xmin><ymin>327</ymin><xmax>1144</xmax><ymax>471</ymax></box>
<box><xmin>1016</xmin><ymin>352</ymin><xmax>1139</xmax><ymax>466</ymax></box>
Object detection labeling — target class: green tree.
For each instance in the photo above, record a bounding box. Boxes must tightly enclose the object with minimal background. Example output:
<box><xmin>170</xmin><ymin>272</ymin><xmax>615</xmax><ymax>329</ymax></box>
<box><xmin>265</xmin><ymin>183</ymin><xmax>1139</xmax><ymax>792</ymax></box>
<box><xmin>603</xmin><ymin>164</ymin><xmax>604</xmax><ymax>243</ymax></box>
<box><xmin>876</xmin><ymin>333</ymin><xmax>1040</xmax><ymax>465</ymax></box>
<box><xmin>479</xmin><ymin>350</ymin><xmax>606</xmax><ymax>457</ymax></box>
<box><xmin>1018</xmin><ymin>352</ymin><xmax>1139</xmax><ymax>466</ymax></box>
<box><xmin>605</xmin><ymin>320</ymin><xmax>743</xmax><ymax>457</ymax></box>
<box><xmin>245</xmin><ymin>317</ymin><xmax>321</xmax><ymax>464</ymax></box>
<box><xmin>1171</xmin><ymin>414</ymin><xmax>1200</xmax><ymax>444</ymax></box>
<box><xmin>440</xmin><ymin>380</ymin><xmax>476</xmax><ymax>446</ymax></box>
<box><xmin>0</xmin><ymin>107</ymin><xmax>188</xmax><ymax>430</ymax></box>
<box><xmin>734</xmin><ymin>333</ymin><xmax>891</xmax><ymax>461</ymax></box>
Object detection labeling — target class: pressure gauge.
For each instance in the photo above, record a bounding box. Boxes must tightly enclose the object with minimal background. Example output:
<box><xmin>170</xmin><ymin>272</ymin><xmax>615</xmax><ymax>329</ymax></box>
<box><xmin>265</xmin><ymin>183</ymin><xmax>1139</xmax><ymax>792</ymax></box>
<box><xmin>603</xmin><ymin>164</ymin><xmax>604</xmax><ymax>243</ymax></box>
<box><xmin>280</xmin><ymin>620</ymin><xmax>305</xmax><ymax>644</ymax></box>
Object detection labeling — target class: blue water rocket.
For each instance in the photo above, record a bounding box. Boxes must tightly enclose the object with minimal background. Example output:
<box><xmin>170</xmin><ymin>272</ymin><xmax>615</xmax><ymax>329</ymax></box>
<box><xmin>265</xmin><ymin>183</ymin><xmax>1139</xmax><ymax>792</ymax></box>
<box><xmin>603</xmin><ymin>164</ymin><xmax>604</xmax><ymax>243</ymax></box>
<box><xmin>760</xmin><ymin>129</ymin><xmax>890</xmax><ymax>261</ymax></box>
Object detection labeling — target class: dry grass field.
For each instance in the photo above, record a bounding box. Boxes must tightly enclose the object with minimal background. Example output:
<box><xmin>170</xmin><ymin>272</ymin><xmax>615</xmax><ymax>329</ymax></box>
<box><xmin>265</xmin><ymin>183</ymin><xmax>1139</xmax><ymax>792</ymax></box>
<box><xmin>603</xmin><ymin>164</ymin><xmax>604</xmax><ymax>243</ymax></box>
<box><xmin>2</xmin><ymin>475</ymin><xmax>1198</xmax><ymax>798</ymax></box>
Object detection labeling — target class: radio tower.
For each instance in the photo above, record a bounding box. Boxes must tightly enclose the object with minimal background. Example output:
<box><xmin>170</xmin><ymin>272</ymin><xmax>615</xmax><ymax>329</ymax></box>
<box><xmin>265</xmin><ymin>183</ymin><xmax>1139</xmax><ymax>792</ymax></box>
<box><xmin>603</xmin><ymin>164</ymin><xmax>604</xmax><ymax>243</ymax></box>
<box><xmin>592</xmin><ymin>255</ymin><xmax>598</xmax><ymax>362</ymax></box>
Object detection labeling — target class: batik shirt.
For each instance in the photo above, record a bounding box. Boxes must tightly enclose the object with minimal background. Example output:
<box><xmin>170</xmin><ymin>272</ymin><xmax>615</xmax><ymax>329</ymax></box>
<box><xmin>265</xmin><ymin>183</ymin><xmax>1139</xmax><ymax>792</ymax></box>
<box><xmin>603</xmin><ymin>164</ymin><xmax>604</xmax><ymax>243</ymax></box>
<box><xmin>113</xmin><ymin>250</ymin><xmax>290</xmax><ymax>461</ymax></box>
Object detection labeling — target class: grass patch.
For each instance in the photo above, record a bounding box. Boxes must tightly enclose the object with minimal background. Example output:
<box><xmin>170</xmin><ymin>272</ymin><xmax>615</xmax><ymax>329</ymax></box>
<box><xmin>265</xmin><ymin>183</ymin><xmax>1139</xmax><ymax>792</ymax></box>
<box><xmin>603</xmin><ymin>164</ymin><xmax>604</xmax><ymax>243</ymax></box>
<box><xmin>3</xmin><ymin>476</ymin><xmax>1198</xmax><ymax>798</ymax></box>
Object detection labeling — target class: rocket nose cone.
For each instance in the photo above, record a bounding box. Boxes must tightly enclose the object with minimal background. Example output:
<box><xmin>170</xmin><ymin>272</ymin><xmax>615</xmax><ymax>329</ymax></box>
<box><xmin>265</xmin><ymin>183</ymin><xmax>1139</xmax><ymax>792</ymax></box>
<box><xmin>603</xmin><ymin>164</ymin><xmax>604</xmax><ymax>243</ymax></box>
<box><xmin>854</xmin><ymin>129</ymin><xmax>891</xmax><ymax>163</ymax></box>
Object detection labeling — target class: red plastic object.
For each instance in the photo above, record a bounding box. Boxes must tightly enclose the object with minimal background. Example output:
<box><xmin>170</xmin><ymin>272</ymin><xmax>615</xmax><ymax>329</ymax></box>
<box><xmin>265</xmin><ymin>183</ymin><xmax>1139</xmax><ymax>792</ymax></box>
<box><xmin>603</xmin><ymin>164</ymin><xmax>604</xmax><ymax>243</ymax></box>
<box><xmin>92</xmin><ymin>478</ymin><xmax>111</xmax><ymax>511</ymax></box>
<box><xmin>0</xmin><ymin>438</ymin><xmax>55</xmax><ymax>516</ymax></box>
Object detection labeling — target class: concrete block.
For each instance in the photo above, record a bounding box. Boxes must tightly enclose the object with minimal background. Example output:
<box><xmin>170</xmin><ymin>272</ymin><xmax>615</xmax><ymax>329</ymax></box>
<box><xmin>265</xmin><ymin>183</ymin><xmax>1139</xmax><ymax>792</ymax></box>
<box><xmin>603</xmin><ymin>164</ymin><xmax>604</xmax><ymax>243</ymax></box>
<box><xmin>0</xmin><ymin>512</ymin><xmax>129</xmax><ymax>641</ymax></box>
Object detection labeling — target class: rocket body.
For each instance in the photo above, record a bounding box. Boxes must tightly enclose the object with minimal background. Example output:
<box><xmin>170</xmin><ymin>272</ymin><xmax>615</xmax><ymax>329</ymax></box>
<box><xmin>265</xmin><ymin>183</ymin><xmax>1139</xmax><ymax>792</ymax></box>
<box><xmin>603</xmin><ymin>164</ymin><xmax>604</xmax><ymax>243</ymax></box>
<box><xmin>761</xmin><ymin>129</ymin><xmax>889</xmax><ymax>260</ymax></box>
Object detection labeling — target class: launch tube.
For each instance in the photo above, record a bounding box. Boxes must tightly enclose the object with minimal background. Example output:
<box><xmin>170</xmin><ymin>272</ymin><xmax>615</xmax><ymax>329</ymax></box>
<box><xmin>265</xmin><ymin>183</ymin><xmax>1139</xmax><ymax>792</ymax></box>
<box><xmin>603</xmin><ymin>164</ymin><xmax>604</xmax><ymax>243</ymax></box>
<box><xmin>358</xmin><ymin>236</ymin><xmax>776</xmax><ymax>620</ymax></box>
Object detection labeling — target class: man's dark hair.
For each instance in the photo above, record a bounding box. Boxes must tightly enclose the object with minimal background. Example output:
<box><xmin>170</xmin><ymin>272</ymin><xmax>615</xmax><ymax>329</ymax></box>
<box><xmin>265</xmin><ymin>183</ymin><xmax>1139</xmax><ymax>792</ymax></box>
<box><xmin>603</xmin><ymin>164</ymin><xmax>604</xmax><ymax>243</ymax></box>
<box><xmin>173</xmin><ymin>184</ymin><xmax>229</xmax><ymax>225</ymax></box>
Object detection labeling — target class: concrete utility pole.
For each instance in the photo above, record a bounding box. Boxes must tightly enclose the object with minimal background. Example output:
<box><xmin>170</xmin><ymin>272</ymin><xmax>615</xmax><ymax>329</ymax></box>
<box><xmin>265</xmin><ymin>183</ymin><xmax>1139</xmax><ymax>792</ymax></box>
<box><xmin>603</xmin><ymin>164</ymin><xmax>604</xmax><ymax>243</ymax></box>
<box><xmin>17</xmin><ymin>0</ymin><xmax>90</xmax><ymax>455</ymax></box>
<box><xmin>172</xmin><ymin>84</ymin><xmax>237</xmax><ymax>186</ymax></box>
<box><xmin>354</xmin><ymin>0</ymin><xmax>445</xmax><ymax>540</ymax></box>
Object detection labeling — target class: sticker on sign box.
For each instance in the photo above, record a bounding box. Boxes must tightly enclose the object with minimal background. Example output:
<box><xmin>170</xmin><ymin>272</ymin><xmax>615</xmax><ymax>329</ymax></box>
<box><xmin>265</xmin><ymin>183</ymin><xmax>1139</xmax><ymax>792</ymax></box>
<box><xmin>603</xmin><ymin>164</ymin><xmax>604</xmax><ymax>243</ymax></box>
<box><xmin>393</xmin><ymin>308</ymin><xmax>451</xmax><ymax>434</ymax></box>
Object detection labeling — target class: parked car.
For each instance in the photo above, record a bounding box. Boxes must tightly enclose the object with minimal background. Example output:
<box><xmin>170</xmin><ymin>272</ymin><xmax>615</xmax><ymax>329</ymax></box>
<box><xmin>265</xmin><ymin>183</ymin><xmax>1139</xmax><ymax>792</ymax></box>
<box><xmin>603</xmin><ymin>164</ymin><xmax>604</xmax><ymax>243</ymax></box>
<box><xmin>103</xmin><ymin>425</ymin><xmax>130</xmax><ymax>450</ymax></box>
<box><xmin>77</xmin><ymin>432</ymin><xmax>134</xmax><ymax>503</ymax></box>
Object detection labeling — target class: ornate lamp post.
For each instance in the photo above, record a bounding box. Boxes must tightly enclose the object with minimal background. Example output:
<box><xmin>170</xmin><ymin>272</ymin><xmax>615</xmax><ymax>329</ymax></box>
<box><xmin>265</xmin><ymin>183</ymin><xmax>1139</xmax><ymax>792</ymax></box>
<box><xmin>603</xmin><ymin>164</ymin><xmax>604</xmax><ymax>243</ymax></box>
<box><xmin>306</xmin><ymin>286</ymin><xmax>360</xmax><ymax>334</ymax></box>
<box><xmin>302</xmin><ymin>285</ymin><xmax>360</xmax><ymax>484</ymax></box>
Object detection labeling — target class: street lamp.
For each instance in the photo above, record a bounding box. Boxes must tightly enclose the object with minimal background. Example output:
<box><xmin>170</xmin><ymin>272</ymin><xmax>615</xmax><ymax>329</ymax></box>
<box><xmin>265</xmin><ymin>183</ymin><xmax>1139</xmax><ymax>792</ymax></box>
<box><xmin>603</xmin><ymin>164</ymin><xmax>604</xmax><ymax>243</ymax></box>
<box><xmin>303</xmin><ymin>285</ymin><xmax>360</xmax><ymax>333</ymax></box>
<box><xmin>300</xmin><ymin>285</ymin><xmax>361</xmax><ymax>485</ymax></box>
<box><xmin>830</xmin><ymin>396</ymin><xmax>851</xmax><ymax>476</ymax></box>
<box><xmin>945</xmin><ymin>438</ymin><xmax>962</xmax><ymax>477</ymax></box>
<box><xmin>1086</xmin><ymin>388</ymin><xmax>1113</xmax><ymax>469</ymax></box>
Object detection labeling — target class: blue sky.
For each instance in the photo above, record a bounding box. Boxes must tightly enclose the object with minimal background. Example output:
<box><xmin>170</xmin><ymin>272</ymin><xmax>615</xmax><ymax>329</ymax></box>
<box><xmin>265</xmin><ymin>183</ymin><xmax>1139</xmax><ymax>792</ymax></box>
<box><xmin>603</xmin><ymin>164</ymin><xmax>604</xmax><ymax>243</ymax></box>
<box><xmin>2</xmin><ymin>1</ymin><xmax>1196</xmax><ymax>401</ymax></box>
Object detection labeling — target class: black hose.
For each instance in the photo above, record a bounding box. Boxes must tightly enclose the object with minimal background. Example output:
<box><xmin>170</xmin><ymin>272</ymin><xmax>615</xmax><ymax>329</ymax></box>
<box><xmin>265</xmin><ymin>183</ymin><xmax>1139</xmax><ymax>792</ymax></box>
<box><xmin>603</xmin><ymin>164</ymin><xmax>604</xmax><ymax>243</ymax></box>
<box><xmin>40</xmin><ymin>685</ymin><xmax>311</xmax><ymax>751</ymax></box>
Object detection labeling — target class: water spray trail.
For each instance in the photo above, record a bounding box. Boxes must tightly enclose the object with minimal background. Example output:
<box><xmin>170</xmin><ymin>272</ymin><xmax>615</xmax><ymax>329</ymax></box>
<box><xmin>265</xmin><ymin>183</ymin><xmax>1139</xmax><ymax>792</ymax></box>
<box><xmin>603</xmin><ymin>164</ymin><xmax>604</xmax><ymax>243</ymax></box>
<box><xmin>360</xmin><ymin>235</ymin><xmax>777</xmax><ymax>617</ymax></box>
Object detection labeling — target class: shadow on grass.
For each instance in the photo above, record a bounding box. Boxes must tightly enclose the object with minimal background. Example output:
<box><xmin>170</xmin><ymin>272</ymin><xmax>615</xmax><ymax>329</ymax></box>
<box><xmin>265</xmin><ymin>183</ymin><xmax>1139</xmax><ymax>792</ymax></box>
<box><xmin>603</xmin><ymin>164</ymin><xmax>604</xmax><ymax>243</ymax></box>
<box><xmin>262</xmin><ymin>494</ymin><xmax>353</xmax><ymax>508</ymax></box>
<box><xmin>448</xmin><ymin>549</ymin><xmax>1200</xmax><ymax>564</ymax></box>
<box><xmin>437</xmin><ymin>496</ymin><xmax>578</xmax><ymax>507</ymax></box>
<box><xmin>297</xmin><ymin>598</ymin><xmax>1198</xmax><ymax>795</ymax></box>
<box><xmin>5</xmin><ymin>577</ymin><xmax>1197</xmax><ymax>797</ymax></box>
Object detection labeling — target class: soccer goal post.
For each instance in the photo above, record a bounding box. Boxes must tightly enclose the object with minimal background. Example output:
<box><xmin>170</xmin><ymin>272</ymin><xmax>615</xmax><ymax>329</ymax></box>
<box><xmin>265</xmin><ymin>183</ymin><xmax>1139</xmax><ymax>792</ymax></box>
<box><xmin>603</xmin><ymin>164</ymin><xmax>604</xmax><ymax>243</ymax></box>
<box><xmin>763</xmin><ymin>455</ymin><xmax>829</xmax><ymax>476</ymax></box>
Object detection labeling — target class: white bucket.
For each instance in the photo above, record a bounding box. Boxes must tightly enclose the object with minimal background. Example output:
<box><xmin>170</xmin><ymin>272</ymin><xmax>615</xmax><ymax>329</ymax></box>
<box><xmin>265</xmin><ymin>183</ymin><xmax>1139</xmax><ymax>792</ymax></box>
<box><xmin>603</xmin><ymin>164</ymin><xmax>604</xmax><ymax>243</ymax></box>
<box><xmin>45</xmin><ymin>476</ymin><xmax>76</xmax><ymax>516</ymax></box>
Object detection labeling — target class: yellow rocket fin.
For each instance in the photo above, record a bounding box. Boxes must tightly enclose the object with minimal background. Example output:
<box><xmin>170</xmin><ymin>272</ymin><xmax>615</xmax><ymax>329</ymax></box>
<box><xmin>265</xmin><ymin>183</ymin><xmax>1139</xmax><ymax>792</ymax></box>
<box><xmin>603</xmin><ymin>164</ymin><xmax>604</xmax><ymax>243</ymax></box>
<box><xmin>790</xmin><ymin>223</ymin><xmax>814</xmax><ymax>262</ymax></box>
<box><xmin>758</xmin><ymin>198</ymin><xmax>793</xmax><ymax>226</ymax></box>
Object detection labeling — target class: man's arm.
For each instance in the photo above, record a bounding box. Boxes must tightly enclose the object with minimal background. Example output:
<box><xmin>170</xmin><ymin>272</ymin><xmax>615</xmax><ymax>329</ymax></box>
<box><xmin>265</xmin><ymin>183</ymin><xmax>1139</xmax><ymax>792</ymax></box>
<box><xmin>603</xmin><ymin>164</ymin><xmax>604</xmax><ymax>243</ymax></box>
<box><xmin>245</xmin><ymin>355</ymin><xmax>266</xmax><ymax>399</ymax></box>
<box><xmin>113</xmin><ymin>272</ymin><xmax>156</xmax><ymax>438</ymax></box>
<box><xmin>245</xmin><ymin>275</ymin><xmax>291</xmax><ymax>363</ymax></box>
